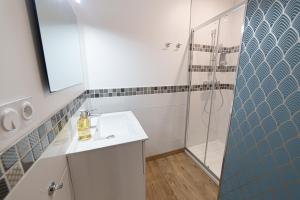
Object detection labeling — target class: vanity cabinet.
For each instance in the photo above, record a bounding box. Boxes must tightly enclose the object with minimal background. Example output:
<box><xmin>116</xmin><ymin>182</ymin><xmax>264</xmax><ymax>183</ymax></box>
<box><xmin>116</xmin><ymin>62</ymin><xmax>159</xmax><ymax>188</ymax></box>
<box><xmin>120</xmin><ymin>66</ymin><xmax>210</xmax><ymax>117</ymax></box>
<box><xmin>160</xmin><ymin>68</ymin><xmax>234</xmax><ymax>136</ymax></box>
<box><xmin>67</xmin><ymin>141</ymin><xmax>146</xmax><ymax>200</ymax></box>
<box><xmin>52</xmin><ymin>167</ymin><xmax>74</xmax><ymax>200</ymax></box>
<box><xmin>5</xmin><ymin>155</ymin><xmax>74</xmax><ymax>200</ymax></box>
<box><xmin>5</xmin><ymin>111</ymin><xmax>147</xmax><ymax>200</ymax></box>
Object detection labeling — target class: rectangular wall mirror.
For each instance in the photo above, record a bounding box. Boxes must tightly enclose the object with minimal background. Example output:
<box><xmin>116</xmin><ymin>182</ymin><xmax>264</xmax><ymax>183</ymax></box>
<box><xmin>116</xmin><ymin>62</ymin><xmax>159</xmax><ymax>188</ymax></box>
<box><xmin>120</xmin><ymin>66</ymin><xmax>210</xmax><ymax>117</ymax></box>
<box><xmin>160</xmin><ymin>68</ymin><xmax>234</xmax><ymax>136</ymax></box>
<box><xmin>33</xmin><ymin>0</ymin><xmax>83</xmax><ymax>92</ymax></box>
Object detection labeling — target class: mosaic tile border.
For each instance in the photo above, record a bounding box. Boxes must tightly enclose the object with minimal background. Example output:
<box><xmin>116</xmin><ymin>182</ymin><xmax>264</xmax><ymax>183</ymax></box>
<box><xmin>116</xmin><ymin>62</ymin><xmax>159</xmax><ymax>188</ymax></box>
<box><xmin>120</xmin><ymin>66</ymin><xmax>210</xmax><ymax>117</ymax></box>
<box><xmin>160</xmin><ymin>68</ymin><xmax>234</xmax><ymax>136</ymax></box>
<box><xmin>191</xmin><ymin>44</ymin><xmax>240</xmax><ymax>53</ymax></box>
<box><xmin>191</xmin><ymin>83</ymin><xmax>235</xmax><ymax>91</ymax></box>
<box><xmin>87</xmin><ymin>86</ymin><xmax>189</xmax><ymax>98</ymax></box>
<box><xmin>189</xmin><ymin>65</ymin><xmax>237</xmax><ymax>72</ymax></box>
<box><xmin>191</xmin><ymin>44</ymin><xmax>216</xmax><ymax>52</ymax></box>
<box><xmin>220</xmin><ymin>46</ymin><xmax>240</xmax><ymax>53</ymax></box>
<box><xmin>0</xmin><ymin>91</ymin><xmax>87</xmax><ymax>199</ymax></box>
<box><xmin>87</xmin><ymin>84</ymin><xmax>235</xmax><ymax>98</ymax></box>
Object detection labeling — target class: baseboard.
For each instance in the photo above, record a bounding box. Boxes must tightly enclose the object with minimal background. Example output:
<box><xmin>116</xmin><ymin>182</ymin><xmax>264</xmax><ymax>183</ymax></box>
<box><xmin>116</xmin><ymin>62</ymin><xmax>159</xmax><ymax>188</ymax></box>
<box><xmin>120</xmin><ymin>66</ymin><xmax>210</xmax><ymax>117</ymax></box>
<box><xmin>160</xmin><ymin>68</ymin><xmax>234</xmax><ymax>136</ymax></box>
<box><xmin>146</xmin><ymin>148</ymin><xmax>185</xmax><ymax>161</ymax></box>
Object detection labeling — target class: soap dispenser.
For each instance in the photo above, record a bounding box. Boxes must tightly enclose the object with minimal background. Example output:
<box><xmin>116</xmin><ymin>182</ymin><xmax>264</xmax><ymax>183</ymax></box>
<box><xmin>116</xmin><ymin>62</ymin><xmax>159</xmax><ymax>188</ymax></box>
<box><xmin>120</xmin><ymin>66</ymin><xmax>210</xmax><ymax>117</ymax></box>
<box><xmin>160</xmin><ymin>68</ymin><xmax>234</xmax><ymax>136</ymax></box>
<box><xmin>77</xmin><ymin>110</ymin><xmax>91</xmax><ymax>141</ymax></box>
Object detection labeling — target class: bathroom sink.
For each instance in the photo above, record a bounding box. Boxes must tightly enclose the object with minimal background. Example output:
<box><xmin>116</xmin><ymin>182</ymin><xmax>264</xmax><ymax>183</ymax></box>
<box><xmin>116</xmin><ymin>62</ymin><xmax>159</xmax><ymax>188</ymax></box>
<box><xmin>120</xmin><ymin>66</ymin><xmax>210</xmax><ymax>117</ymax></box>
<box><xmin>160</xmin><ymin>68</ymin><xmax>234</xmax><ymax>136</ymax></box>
<box><xmin>67</xmin><ymin>111</ymin><xmax>148</xmax><ymax>154</ymax></box>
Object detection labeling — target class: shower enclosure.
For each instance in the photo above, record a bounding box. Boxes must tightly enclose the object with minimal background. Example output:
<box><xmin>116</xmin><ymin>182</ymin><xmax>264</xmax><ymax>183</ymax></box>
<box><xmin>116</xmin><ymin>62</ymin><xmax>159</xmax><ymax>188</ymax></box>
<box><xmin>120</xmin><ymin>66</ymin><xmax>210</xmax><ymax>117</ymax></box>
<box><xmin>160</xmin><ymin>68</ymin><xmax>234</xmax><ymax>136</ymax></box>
<box><xmin>185</xmin><ymin>3</ymin><xmax>246</xmax><ymax>182</ymax></box>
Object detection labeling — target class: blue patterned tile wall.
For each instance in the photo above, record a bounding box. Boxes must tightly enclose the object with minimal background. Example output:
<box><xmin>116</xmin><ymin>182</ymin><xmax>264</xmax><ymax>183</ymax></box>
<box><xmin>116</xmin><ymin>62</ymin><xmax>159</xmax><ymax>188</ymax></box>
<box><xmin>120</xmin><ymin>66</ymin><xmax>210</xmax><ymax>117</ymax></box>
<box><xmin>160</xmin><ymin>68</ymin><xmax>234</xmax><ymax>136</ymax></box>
<box><xmin>219</xmin><ymin>0</ymin><xmax>300</xmax><ymax>199</ymax></box>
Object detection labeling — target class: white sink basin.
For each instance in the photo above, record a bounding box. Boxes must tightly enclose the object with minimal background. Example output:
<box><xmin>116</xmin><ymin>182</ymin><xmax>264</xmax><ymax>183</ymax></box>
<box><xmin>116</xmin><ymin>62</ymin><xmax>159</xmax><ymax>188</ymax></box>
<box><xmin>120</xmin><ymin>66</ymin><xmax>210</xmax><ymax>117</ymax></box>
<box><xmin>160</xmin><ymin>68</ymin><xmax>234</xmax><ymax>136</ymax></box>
<box><xmin>67</xmin><ymin>111</ymin><xmax>148</xmax><ymax>154</ymax></box>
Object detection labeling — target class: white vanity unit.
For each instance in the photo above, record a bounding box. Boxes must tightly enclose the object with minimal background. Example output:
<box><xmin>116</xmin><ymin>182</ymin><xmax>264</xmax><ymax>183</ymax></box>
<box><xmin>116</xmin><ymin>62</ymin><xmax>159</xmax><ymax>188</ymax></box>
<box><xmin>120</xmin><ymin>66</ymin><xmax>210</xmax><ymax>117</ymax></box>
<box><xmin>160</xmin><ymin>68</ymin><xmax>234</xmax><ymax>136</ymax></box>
<box><xmin>5</xmin><ymin>111</ymin><xmax>148</xmax><ymax>200</ymax></box>
<box><xmin>5</xmin><ymin>123</ymin><xmax>76</xmax><ymax>200</ymax></box>
<box><xmin>67</xmin><ymin>111</ymin><xmax>148</xmax><ymax>200</ymax></box>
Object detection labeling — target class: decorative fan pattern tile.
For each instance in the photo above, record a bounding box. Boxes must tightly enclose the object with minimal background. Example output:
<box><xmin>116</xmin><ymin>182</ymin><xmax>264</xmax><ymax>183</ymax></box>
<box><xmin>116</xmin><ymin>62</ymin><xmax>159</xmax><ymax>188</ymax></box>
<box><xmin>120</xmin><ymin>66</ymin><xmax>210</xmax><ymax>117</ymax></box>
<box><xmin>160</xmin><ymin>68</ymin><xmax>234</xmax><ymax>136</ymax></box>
<box><xmin>220</xmin><ymin>0</ymin><xmax>300</xmax><ymax>199</ymax></box>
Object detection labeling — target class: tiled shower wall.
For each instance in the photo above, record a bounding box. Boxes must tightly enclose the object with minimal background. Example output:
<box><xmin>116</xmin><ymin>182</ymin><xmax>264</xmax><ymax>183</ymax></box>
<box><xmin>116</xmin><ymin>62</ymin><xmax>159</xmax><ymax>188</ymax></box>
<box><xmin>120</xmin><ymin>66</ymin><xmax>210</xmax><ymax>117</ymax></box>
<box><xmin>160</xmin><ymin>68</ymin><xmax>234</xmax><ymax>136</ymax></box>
<box><xmin>220</xmin><ymin>0</ymin><xmax>300</xmax><ymax>199</ymax></box>
<box><xmin>187</xmin><ymin>5</ymin><xmax>245</xmax><ymax>149</ymax></box>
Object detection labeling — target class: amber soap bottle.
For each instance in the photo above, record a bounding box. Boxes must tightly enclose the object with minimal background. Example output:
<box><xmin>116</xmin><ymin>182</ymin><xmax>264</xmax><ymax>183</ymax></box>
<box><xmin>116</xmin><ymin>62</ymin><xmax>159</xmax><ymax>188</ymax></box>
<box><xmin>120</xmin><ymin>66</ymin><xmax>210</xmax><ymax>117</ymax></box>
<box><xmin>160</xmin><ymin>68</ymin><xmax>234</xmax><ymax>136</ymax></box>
<box><xmin>77</xmin><ymin>111</ymin><xmax>91</xmax><ymax>141</ymax></box>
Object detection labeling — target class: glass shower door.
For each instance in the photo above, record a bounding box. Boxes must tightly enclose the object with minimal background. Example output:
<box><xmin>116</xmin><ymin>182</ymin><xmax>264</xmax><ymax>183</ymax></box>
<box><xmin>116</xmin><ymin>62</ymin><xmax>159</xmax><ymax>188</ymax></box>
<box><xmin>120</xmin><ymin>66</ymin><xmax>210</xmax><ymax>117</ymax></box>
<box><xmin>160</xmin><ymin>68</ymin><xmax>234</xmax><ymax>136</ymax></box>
<box><xmin>186</xmin><ymin>4</ymin><xmax>246</xmax><ymax>180</ymax></box>
<box><xmin>186</xmin><ymin>20</ymin><xmax>219</xmax><ymax>164</ymax></box>
<box><xmin>205</xmin><ymin>5</ymin><xmax>246</xmax><ymax>178</ymax></box>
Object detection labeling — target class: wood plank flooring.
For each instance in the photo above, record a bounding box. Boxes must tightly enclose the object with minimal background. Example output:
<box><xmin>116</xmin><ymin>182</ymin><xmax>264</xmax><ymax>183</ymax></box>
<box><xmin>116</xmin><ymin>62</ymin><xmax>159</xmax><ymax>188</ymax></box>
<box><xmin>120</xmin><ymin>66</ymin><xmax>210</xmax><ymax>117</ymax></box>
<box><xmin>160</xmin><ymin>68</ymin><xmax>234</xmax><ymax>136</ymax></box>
<box><xmin>146</xmin><ymin>152</ymin><xmax>219</xmax><ymax>200</ymax></box>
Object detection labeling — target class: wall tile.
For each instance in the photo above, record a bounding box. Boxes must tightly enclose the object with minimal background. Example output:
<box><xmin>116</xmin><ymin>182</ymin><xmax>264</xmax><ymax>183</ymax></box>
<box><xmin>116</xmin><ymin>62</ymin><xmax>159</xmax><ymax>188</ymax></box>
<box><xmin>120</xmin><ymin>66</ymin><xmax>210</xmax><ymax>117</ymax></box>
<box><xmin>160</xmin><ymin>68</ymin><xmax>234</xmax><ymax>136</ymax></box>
<box><xmin>0</xmin><ymin>178</ymin><xmax>9</xmax><ymax>200</ymax></box>
<box><xmin>41</xmin><ymin>136</ymin><xmax>49</xmax><ymax>150</ymax></box>
<box><xmin>37</xmin><ymin>124</ymin><xmax>47</xmax><ymax>139</ymax></box>
<box><xmin>16</xmin><ymin>137</ymin><xmax>30</xmax><ymax>159</ymax></box>
<box><xmin>6</xmin><ymin>162</ymin><xmax>23</xmax><ymax>189</ymax></box>
<box><xmin>1</xmin><ymin>147</ymin><xmax>18</xmax><ymax>172</ymax></box>
<box><xmin>21</xmin><ymin>151</ymin><xmax>34</xmax><ymax>172</ymax></box>
<box><xmin>28</xmin><ymin>130</ymin><xmax>40</xmax><ymax>148</ymax></box>
<box><xmin>220</xmin><ymin>0</ymin><xmax>300</xmax><ymax>198</ymax></box>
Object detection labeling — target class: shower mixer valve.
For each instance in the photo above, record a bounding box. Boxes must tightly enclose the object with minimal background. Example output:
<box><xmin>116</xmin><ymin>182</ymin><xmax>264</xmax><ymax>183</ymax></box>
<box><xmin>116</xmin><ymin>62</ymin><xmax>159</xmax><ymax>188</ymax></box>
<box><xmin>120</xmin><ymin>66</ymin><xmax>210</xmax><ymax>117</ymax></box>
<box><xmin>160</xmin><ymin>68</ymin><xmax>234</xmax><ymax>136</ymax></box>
<box><xmin>203</xmin><ymin>80</ymin><xmax>221</xmax><ymax>85</ymax></box>
<box><xmin>165</xmin><ymin>42</ymin><xmax>172</xmax><ymax>48</ymax></box>
<box><xmin>162</xmin><ymin>42</ymin><xmax>182</xmax><ymax>50</ymax></box>
<box><xmin>176</xmin><ymin>43</ymin><xmax>182</xmax><ymax>48</ymax></box>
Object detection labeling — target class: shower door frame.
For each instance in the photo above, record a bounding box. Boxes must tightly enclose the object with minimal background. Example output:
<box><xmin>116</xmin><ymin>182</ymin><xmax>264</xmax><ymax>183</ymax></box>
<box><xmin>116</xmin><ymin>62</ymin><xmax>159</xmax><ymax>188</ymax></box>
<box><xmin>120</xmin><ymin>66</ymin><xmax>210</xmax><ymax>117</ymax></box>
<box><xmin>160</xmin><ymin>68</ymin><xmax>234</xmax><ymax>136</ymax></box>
<box><xmin>184</xmin><ymin>0</ymin><xmax>247</xmax><ymax>184</ymax></box>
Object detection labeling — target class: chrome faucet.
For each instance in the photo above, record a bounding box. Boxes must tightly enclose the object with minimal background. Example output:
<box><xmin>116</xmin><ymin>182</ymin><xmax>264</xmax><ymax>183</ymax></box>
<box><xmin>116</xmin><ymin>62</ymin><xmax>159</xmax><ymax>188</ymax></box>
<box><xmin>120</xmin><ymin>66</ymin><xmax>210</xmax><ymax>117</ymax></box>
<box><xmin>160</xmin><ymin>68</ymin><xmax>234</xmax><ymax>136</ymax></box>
<box><xmin>80</xmin><ymin>109</ymin><xmax>101</xmax><ymax>117</ymax></box>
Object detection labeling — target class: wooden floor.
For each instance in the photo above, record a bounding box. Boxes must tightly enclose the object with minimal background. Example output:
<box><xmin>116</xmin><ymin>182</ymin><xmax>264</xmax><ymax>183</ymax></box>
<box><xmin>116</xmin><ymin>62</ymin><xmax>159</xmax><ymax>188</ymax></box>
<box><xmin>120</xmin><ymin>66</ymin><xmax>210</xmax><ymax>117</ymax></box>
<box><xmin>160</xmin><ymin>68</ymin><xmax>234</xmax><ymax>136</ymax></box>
<box><xmin>146</xmin><ymin>152</ymin><xmax>219</xmax><ymax>200</ymax></box>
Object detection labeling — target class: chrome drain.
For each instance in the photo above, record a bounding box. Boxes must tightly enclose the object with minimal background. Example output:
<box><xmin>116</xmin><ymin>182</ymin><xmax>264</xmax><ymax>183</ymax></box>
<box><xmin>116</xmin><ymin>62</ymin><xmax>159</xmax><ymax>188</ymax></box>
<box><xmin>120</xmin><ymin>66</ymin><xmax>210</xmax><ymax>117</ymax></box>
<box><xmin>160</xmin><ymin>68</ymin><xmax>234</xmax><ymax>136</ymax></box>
<box><xmin>105</xmin><ymin>134</ymin><xmax>115</xmax><ymax>139</ymax></box>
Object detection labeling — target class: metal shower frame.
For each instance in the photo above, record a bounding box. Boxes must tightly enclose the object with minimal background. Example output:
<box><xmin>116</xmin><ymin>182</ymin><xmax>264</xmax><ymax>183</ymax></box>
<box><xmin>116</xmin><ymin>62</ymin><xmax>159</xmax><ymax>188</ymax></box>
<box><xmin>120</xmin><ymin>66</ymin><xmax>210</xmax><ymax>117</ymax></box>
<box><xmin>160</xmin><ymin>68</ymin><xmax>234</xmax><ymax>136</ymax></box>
<box><xmin>184</xmin><ymin>0</ymin><xmax>248</xmax><ymax>184</ymax></box>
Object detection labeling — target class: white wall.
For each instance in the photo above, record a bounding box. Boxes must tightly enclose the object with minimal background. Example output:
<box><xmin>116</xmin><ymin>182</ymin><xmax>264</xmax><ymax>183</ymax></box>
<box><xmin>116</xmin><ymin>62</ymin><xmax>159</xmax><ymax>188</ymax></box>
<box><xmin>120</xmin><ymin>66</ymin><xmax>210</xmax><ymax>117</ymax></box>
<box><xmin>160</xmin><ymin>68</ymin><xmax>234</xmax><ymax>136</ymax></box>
<box><xmin>0</xmin><ymin>0</ymin><xmax>244</xmax><ymax>157</ymax></box>
<box><xmin>69</xmin><ymin>0</ymin><xmax>193</xmax><ymax>156</ymax></box>
<box><xmin>191</xmin><ymin>0</ymin><xmax>244</xmax><ymax>28</ymax></box>
<box><xmin>68</xmin><ymin>0</ymin><xmax>245</xmax><ymax>156</ymax></box>
<box><xmin>0</xmin><ymin>1</ymin><xmax>85</xmax><ymax>152</ymax></box>
<box><xmin>72</xmin><ymin>0</ymin><xmax>191</xmax><ymax>89</ymax></box>
<box><xmin>77</xmin><ymin>0</ymin><xmax>245</xmax><ymax>88</ymax></box>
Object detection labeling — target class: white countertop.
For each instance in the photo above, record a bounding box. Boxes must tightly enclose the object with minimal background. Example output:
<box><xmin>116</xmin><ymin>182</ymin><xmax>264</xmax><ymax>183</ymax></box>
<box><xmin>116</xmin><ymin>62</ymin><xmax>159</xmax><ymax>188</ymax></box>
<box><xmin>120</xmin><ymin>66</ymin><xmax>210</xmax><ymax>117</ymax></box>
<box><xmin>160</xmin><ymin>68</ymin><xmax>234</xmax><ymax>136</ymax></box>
<box><xmin>66</xmin><ymin>111</ymin><xmax>148</xmax><ymax>155</ymax></box>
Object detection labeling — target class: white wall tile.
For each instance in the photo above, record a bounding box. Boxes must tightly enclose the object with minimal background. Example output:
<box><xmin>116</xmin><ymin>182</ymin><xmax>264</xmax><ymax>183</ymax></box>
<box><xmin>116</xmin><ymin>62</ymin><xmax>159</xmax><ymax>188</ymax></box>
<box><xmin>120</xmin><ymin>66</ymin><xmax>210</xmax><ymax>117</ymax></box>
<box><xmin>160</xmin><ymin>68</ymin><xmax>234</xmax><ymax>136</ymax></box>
<box><xmin>87</xmin><ymin>93</ymin><xmax>188</xmax><ymax>156</ymax></box>
<box><xmin>186</xmin><ymin>90</ymin><xmax>234</xmax><ymax>147</ymax></box>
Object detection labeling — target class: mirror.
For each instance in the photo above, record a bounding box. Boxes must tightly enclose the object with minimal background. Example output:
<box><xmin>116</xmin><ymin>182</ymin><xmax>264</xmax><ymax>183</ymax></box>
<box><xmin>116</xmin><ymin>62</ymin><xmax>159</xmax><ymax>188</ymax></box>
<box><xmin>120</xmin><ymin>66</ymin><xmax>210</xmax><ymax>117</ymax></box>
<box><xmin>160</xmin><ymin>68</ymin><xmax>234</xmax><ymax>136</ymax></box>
<box><xmin>33</xmin><ymin>0</ymin><xmax>83</xmax><ymax>92</ymax></box>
